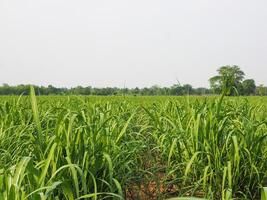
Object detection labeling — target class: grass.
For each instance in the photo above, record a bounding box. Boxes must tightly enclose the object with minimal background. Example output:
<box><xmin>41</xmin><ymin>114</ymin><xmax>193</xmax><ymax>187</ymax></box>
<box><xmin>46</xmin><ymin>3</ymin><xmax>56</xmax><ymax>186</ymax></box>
<box><xmin>0</xmin><ymin>90</ymin><xmax>267</xmax><ymax>199</ymax></box>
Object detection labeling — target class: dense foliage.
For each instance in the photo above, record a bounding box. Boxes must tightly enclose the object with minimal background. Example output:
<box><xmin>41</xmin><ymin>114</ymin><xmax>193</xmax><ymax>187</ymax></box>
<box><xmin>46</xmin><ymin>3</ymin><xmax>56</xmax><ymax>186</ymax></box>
<box><xmin>0</xmin><ymin>83</ymin><xmax>266</xmax><ymax>96</ymax></box>
<box><xmin>0</xmin><ymin>84</ymin><xmax>211</xmax><ymax>96</ymax></box>
<box><xmin>209</xmin><ymin>65</ymin><xmax>265</xmax><ymax>96</ymax></box>
<box><xmin>0</xmin><ymin>89</ymin><xmax>267</xmax><ymax>199</ymax></box>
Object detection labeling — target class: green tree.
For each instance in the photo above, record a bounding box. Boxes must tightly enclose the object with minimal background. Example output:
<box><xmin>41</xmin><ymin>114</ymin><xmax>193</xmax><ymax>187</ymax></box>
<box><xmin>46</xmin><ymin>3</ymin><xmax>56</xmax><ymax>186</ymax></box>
<box><xmin>209</xmin><ymin>65</ymin><xmax>245</xmax><ymax>95</ymax></box>
<box><xmin>242</xmin><ymin>79</ymin><xmax>256</xmax><ymax>95</ymax></box>
<box><xmin>183</xmin><ymin>84</ymin><xmax>193</xmax><ymax>95</ymax></box>
<box><xmin>170</xmin><ymin>84</ymin><xmax>184</xmax><ymax>95</ymax></box>
<box><xmin>256</xmin><ymin>84</ymin><xmax>267</xmax><ymax>96</ymax></box>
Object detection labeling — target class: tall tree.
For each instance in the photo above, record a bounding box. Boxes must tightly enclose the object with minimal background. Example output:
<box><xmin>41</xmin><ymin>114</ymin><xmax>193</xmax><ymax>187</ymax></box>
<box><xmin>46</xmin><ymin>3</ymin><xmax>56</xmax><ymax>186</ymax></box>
<box><xmin>209</xmin><ymin>65</ymin><xmax>245</xmax><ymax>95</ymax></box>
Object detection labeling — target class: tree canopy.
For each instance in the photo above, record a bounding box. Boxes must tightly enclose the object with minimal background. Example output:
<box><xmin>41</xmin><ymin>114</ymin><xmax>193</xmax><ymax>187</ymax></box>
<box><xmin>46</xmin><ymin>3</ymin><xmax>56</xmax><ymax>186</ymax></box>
<box><xmin>0</xmin><ymin>84</ymin><xmax>211</xmax><ymax>96</ymax></box>
<box><xmin>209</xmin><ymin>65</ymin><xmax>245</xmax><ymax>95</ymax></box>
<box><xmin>209</xmin><ymin>65</ymin><xmax>260</xmax><ymax>96</ymax></box>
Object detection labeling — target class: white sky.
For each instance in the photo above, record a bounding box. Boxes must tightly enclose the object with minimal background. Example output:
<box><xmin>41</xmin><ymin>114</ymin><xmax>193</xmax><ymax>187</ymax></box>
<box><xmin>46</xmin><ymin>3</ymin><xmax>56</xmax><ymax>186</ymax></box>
<box><xmin>0</xmin><ymin>0</ymin><xmax>267</xmax><ymax>88</ymax></box>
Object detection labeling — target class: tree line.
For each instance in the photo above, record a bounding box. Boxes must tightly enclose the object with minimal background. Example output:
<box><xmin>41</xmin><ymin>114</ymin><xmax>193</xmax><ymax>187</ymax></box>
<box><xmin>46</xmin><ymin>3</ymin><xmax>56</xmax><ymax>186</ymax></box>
<box><xmin>1</xmin><ymin>66</ymin><xmax>266</xmax><ymax>96</ymax></box>
<box><xmin>0</xmin><ymin>83</ymin><xmax>211</xmax><ymax>96</ymax></box>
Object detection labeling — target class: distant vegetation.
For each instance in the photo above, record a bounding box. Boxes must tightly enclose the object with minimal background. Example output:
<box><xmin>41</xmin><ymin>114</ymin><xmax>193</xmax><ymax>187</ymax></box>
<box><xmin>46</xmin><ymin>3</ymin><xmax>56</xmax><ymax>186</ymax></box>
<box><xmin>209</xmin><ymin>65</ymin><xmax>264</xmax><ymax>96</ymax></box>
<box><xmin>0</xmin><ymin>83</ymin><xmax>211</xmax><ymax>96</ymax></box>
<box><xmin>0</xmin><ymin>66</ymin><xmax>266</xmax><ymax>96</ymax></box>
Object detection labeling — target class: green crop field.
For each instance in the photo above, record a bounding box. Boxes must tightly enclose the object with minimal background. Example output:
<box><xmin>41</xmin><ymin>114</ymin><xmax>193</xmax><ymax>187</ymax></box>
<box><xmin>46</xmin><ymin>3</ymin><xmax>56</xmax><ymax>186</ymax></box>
<box><xmin>0</xmin><ymin>89</ymin><xmax>267</xmax><ymax>200</ymax></box>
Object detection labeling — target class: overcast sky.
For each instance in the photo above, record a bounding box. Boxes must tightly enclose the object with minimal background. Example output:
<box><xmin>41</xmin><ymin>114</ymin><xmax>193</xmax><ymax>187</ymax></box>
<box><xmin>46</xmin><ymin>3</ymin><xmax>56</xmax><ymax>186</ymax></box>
<box><xmin>0</xmin><ymin>0</ymin><xmax>267</xmax><ymax>88</ymax></box>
